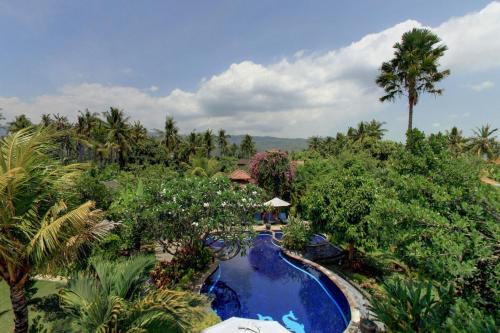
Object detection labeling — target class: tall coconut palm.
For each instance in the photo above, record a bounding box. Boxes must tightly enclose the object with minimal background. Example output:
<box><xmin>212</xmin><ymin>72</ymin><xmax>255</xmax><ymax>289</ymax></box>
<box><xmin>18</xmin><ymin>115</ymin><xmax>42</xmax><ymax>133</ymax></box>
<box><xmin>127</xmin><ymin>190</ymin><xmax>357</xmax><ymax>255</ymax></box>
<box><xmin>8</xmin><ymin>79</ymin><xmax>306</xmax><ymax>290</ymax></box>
<box><xmin>240</xmin><ymin>134</ymin><xmax>256</xmax><ymax>159</ymax></box>
<box><xmin>366</xmin><ymin>119</ymin><xmax>387</xmax><ymax>140</ymax></box>
<box><xmin>217</xmin><ymin>129</ymin><xmax>230</xmax><ymax>157</ymax></box>
<box><xmin>203</xmin><ymin>129</ymin><xmax>214</xmax><ymax>158</ymax></box>
<box><xmin>60</xmin><ymin>256</ymin><xmax>213</xmax><ymax>333</ymax></box>
<box><xmin>40</xmin><ymin>114</ymin><xmax>53</xmax><ymax>128</ymax></box>
<box><xmin>445</xmin><ymin>126</ymin><xmax>466</xmax><ymax>155</ymax></box>
<box><xmin>468</xmin><ymin>124</ymin><xmax>498</xmax><ymax>160</ymax></box>
<box><xmin>163</xmin><ymin>116</ymin><xmax>179</xmax><ymax>157</ymax></box>
<box><xmin>103</xmin><ymin>107</ymin><xmax>130</xmax><ymax>167</ymax></box>
<box><xmin>8</xmin><ymin>114</ymin><xmax>33</xmax><ymax>133</ymax></box>
<box><xmin>0</xmin><ymin>128</ymin><xmax>114</xmax><ymax>333</ymax></box>
<box><xmin>186</xmin><ymin>131</ymin><xmax>199</xmax><ymax>157</ymax></box>
<box><xmin>376</xmin><ymin>28</ymin><xmax>450</xmax><ymax>133</ymax></box>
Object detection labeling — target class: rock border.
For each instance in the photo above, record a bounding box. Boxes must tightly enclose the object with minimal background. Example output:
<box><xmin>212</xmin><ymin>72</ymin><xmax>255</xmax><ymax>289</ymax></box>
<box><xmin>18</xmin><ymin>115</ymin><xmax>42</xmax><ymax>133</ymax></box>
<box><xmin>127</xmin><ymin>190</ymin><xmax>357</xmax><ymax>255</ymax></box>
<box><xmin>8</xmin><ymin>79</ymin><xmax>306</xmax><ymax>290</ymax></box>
<box><xmin>282</xmin><ymin>249</ymin><xmax>372</xmax><ymax>333</ymax></box>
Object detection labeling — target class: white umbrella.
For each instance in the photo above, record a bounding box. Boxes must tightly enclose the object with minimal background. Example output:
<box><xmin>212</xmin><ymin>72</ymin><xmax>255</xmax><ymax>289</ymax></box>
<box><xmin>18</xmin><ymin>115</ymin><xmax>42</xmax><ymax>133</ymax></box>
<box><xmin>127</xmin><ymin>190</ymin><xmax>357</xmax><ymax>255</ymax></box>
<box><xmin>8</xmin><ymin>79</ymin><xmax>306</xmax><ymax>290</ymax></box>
<box><xmin>203</xmin><ymin>317</ymin><xmax>291</xmax><ymax>333</ymax></box>
<box><xmin>263</xmin><ymin>197</ymin><xmax>290</xmax><ymax>208</ymax></box>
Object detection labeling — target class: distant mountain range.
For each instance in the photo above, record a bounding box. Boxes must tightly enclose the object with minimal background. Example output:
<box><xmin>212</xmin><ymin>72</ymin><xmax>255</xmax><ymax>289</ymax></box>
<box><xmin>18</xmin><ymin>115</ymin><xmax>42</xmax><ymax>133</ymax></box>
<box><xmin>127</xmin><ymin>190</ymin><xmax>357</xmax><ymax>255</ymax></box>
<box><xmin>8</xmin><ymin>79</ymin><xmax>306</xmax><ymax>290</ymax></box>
<box><xmin>229</xmin><ymin>135</ymin><xmax>308</xmax><ymax>152</ymax></box>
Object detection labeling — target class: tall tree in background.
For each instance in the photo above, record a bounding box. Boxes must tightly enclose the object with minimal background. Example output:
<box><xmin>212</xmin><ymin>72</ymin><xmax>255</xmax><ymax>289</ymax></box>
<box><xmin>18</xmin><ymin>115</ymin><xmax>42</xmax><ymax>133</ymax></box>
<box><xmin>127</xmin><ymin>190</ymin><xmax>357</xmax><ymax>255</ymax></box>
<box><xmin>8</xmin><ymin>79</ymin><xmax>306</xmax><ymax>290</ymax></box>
<box><xmin>0</xmin><ymin>128</ymin><xmax>114</xmax><ymax>333</ymax></box>
<box><xmin>446</xmin><ymin>126</ymin><xmax>466</xmax><ymax>155</ymax></box>
<box><xmin>203</xmin><ymin>129</ymin><xmax>214</xmax><ymax>158</ymax></box>
<box><xmin>217</xmin><ymin>129</ymin><xmax>230</xmax><ymax>157</ymax></box>
<box><xmin>240</xmin><ymin>134</ymin><xmax>256</xmax><ymax>159</ymax></box>
<box><xmin>376</xmin><ymin>28</ymin><xmax>450</xmax><ymax>133</ymax></box>
<box><xmin>103</xmin><ymin>107</ymin><xmax>130</xmax><ymax>167</ymax></box>
<box><xmin>468</xmin><ymin>124</ymin><xmax>498</xmax><ymax>160</ymax></box>
<box><xmin>163</xmin><ymin>116</ymin><xmax>179</xmax><ymax>157</ymax></box>
<box><xmin>8</xmin><ymin>114</ymin><xmax>33</xmax><ymax>133</ymax></box>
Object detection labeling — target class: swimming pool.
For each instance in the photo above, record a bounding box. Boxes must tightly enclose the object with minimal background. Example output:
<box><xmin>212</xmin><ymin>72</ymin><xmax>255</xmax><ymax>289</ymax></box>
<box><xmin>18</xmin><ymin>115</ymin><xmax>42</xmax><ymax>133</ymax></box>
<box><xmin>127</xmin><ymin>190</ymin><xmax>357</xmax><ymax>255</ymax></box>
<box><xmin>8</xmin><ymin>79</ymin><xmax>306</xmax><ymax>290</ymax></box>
<box><xmin>201</xmin><ymin>233</ymin><xmax>351</xmax><ymax>333</ymax></box>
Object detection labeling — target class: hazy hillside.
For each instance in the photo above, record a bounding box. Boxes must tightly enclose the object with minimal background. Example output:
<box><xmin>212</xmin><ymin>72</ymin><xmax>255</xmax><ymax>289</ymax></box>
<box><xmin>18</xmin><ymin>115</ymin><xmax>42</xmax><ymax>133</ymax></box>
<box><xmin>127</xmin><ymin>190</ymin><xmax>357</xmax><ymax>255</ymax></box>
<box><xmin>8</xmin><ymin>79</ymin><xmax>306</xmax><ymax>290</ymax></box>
<box><xmin>229</xmin><ymin>135</ymin><xmax>308</xmax><ymax>152</ymax></box>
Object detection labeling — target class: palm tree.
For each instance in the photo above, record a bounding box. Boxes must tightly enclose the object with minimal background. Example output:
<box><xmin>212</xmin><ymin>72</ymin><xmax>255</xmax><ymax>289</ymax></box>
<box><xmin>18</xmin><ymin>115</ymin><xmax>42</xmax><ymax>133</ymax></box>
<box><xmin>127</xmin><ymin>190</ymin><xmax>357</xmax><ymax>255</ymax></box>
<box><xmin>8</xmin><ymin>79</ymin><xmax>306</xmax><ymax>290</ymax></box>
<box><xmin>130</xmin><ymin>121</ymin><xmax>147</xmax><ymax>146</ymax></box>
<box><xmin>103</xmin><ymin>107</ymin><xmax>130</xmax><ymax>167</ymax></box>
<box><xmin>445</xmin><ymin>126</ymin><xmax>466</xmax><ymax>155</ymax></box>
<box><xmin>308</xmin><ymin>136</ymin><xmax>322</xmax><ymax>150</ymax></box>
<box><xmin>8</xmin><ymin>114</ymin><xmax>33</xmax><ymax>133</ymax></box>
<box><xmin>240</xmin><ymin>134</ymin><xmax>256</xmax><ymax>159</ymax></box>
<box><xmin>40</xmin><ymin>114</ymin><xmax>53</xmax><ymax>128</ymax></box>
<box><xmin>376</xmin><ymin>28</ymin><xmax>450</xmax><ymax>133</ymax></box>
<box><xmin>52</xmin><ymin>113</ymin><xmax>73</xmax><ymax>162</ymax></box>
<box><xmin>468</xmin><ymin>124</ymin><xmax>498</xmax><ymax>160</ymax></box>
<box><xmin>164</xmin><ymin>116</ymin><xmax>179</xmax><ymax>157</ymax></box>
<box><xmin>0</xmin><ymin>128</ymin><xmax>114</xmax><ymax>333</ymax></box>
<box><xmin>217</xmin><ymin>129</ymin><xmax>230</xmax><ymax>157</ymax></box>
<box><xmin>60</xmin><ymin>256</ymin><xmax>212</xmax><ymax>333</ymax></box>
<box><xmin>366</xmin><ymin>119</ymin><xmax>387</xmax><ymax>140</ymax></box>
<box><xmin>186</xmin><ymin>131</ymin><xmax>199</xmax><ymax>157</ymax></box>
<box><xmin>203</xmin><ymin>129</ymin><xmax>214</xmax><ymax>158</ymax></box>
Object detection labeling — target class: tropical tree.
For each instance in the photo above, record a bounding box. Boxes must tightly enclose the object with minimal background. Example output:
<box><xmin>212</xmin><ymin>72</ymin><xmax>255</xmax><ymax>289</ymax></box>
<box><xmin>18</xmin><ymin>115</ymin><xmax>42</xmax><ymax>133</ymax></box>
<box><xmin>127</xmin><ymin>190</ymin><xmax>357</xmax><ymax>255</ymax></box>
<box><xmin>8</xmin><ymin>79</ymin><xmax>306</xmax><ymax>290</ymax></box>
<box><xmin>468</xmin><ymin>124</ymin><xmax>498</xmax><ymax>160</ymax></box>
<box><xmin>307</xmin><ymin>136</ymin><xmax>322</xmax><ymax>151</ymax></box>
<box><xmin>366</xmin><ymin>119</ymin><xmax>387</xmax><ymax>140</ymax></box>
<box><xmin>40</xmin><ymin>114</ymin><xmax>53</xmax><ymax>128</ymax></box>
<box><xmin>0</xmin><ymin>128</ymin><xmax>114</xmax><ymax>333</ymax></box>
<box><xmin>103</xmin><ymin>107</ymin><xmax>130</xmax><ymax>167</ymax></box>
<box><xmin>240</xmin><ymin>134</ymin><xmax>256</xmax><ymax>159</ymax></box>
<box><xmin>144</xmin><ymin>177</ymin><xmax>262</xmax><ymax>261</ymax></box>
<box><xmin>163</xmin><ymin>116</ymin><xmax>179</xmax><ymax>158</ymax></box>
<box><xmin>445</xmin><ymin>126</ymin><xmax>466</xmax><ymax>155</ymax></box>
<box><xmin>60</xmin><ymin>256</ymin><xmax>215</xmax><ymax>333</ymax></box>
<box><xmin>8</xmin><ymin>114</ymin><xmax>33</xmax><ymax>133</ymax></box>
<box><xmin>376</xmin><ymin>28</ymin><xmax>450</xmax><ymax>132</ymax></box>
<box><xmin>249</xmin><ymin>150</ymin><xmax>295</xmax><ymax>199</ymax></box>
<box><xmin>203</xmin><ymin>129</ymin><xmax>214</xmax><ymax>158</ymax></box>
<box><xmin>75</xmin><ymin>110</ymin><xmax>100</xmax><ymax>161</ymax></box>
<box><xmin>217</xmin><ymin>129</ymin><xmax>230</xmax><ymax>157</ymax></box>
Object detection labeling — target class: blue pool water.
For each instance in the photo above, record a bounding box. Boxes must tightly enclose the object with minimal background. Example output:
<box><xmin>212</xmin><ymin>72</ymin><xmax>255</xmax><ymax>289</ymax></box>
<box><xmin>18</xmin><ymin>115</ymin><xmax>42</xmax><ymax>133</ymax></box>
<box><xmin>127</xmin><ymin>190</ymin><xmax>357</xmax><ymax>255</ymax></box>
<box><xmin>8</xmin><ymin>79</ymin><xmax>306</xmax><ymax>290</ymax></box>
<box><xmin>201</xmin><ymin>233</ymin><xmax>350</xmax><ymax>333</ymax></box>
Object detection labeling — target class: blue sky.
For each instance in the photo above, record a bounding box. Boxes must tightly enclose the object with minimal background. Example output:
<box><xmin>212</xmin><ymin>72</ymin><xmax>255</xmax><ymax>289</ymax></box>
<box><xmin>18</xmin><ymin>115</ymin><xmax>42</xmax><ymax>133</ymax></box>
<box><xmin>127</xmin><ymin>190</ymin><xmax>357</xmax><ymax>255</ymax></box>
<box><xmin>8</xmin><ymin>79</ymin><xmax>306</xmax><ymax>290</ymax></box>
<box><xmin>0</xmin><ymin>0</ymin><xmax>499</xmax><ymax>139</ymax></box>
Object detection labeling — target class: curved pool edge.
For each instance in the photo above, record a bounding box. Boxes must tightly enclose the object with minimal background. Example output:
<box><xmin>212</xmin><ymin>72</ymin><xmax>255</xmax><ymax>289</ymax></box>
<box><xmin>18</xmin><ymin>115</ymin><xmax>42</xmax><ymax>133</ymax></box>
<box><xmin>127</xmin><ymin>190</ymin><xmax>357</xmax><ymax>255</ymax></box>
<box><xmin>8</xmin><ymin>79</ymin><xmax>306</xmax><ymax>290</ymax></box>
<box><xmin>195</xmin><ymin>260</ymin><xmax>220</xmax><ymax>294</ymax></box>
<box><xmin>282</xmin><ymin>249</ymin><xmax>369</xmax><ymax>333</ymax></box>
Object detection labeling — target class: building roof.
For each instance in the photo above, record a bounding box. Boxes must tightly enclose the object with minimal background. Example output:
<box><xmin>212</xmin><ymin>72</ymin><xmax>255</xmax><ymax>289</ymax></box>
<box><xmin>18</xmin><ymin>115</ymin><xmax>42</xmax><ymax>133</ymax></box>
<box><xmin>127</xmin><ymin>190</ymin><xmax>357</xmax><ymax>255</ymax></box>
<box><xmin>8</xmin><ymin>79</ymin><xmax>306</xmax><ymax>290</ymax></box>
<box><xmin>229</xmin><ymin>169</ymin><xmax>253</xmax><ymax>181</ymax></box>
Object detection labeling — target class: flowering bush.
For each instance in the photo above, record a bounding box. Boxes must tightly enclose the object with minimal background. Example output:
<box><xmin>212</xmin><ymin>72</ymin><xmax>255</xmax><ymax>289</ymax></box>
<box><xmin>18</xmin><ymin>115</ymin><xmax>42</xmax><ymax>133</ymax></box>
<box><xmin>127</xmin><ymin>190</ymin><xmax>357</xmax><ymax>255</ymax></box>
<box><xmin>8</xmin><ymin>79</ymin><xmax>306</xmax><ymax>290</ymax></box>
<box><xmin>143</xmin><ymin>176</ymin><xmax>263</xmax><ymax>261</ymax></box>
<box><xmin>249</xmin><ymin>150</ymin><xmax>295</xmax><ymax>198</ymax></box>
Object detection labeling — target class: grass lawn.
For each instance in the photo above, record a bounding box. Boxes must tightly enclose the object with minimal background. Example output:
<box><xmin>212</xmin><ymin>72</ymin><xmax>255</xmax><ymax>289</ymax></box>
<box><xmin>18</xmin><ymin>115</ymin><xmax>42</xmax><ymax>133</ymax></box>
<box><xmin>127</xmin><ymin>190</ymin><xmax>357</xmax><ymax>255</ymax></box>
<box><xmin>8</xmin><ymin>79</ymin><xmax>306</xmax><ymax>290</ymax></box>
<box><xmin>0</xmin><ymin>279</ymin><xmax>64</xmax><ymax>332</ymax></box>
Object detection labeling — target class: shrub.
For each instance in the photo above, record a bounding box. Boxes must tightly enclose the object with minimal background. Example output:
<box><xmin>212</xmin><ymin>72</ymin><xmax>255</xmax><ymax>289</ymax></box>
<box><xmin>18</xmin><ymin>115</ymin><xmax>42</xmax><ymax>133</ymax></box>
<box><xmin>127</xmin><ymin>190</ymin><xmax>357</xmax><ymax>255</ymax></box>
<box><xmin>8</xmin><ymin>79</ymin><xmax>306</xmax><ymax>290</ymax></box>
<box><xmin>282</xmin><ymin>217</ymin><xmax>312</xmax><ymax>251</ymax></box>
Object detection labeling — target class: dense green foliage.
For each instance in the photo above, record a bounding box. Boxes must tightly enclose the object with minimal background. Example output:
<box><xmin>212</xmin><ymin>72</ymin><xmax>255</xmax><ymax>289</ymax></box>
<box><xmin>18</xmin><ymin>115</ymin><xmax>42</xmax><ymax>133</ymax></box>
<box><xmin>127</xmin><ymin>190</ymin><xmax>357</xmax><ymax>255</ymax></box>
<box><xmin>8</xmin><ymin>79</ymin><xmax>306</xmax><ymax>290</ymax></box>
<box><xmin>281</xmin><ymin>217</ymin><xmax>312</xmax><ymax>251</ymax></box>
<box><xmin>295</xmin><ymin>127</ymin><xmax>499</xmax><ymax>330</ymax></box>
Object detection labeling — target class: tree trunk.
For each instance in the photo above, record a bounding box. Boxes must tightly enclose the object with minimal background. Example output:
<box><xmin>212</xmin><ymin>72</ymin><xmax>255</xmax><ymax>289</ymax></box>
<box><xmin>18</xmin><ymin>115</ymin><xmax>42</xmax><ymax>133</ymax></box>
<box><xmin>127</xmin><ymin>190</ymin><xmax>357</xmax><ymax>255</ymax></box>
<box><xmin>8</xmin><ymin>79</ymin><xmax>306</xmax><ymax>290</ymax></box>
<box><xmin>407</xmin><ymin>97</ymin><xmax>414</xmax><ymax>133</ymax></box>
<box><xmin>9</xmin><ymin>284</ymin><xmax>28</xmax><ymax>333</ymax></box>
<box><xmin>347</xmin><ymin>243</ymin><xmax>355</xmax><ymax>262</ymax></box>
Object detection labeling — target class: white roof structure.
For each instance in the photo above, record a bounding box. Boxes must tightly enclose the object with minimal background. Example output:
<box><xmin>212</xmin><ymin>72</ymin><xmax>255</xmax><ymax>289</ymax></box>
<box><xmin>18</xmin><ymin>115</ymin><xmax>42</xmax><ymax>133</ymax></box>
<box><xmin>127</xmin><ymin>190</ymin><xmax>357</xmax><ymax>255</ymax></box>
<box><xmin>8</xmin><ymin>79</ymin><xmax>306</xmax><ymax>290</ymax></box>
<box><xmin>263</xmin><ymin>197</ymin><xmax>290</xmax><ymax>208</ymax></box>
<box><xmin>203</xmin><ymin>317</ymin><xmax>291</xmax><ymax>333</ymax></box>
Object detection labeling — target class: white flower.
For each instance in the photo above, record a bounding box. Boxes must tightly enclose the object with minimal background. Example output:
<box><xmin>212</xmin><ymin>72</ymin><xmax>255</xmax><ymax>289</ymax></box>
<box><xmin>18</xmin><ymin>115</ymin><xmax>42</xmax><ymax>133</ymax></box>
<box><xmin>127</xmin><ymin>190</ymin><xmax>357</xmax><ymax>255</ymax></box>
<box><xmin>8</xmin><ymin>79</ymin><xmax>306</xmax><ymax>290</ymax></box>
<box><xmin>217</xmin><ymin>190</ymin><xmax>222</xmax><ymax>195</ymax></box>
<box><xmin>221</xmin><ymin>202</ymin><xmax>227</xmax><ymax>207</ymax></box>
<box><xmin>252</xmin><ymin>191</ymin><xmax>257</xmax><ymax>195</ymax></box>
<box><xmin>192</xmin><ymin>222</ymin><xmax>199</xmax><ymax>227</ymax></box>
<box><xmin>241</xmin><ymin>198</ymin><xmax>247</xmax><ymax>202</ymax></box>
<box><xmin>203</xmin><ymin>202</ymin><xmax>210</xmax><ymax>208</ymax></box>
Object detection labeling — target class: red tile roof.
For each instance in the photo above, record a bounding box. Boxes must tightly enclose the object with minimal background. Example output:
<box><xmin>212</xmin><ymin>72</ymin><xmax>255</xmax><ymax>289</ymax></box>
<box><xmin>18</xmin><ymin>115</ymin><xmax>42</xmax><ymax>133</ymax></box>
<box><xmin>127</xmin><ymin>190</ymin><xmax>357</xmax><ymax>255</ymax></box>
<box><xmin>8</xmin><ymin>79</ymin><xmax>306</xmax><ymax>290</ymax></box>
<box><xmin>229</xmin><ymin>169</ymin><xmax>253</xmax><ymax>181</ymax></box>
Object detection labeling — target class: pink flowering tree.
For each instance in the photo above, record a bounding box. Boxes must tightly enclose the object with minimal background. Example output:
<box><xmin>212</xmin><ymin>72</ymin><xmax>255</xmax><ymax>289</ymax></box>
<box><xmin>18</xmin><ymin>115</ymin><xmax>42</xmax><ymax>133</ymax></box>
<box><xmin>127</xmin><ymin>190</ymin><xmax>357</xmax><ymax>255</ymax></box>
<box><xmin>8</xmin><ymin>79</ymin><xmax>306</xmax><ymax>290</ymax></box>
<box><xmin>249</xmin><ymin>151</ymin><xmax>295</xmax><ymax>199</ymax></box>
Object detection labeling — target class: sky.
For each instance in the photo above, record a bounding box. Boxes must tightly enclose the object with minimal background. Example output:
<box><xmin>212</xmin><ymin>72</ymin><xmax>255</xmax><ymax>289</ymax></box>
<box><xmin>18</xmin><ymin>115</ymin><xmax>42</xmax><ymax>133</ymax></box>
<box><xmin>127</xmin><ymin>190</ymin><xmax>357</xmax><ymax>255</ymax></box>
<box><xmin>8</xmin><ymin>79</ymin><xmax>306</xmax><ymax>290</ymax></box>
<box><xmin>0</xmin><ymin>0</ymin><xmax>499</xmax><ymax>140</ymax></box>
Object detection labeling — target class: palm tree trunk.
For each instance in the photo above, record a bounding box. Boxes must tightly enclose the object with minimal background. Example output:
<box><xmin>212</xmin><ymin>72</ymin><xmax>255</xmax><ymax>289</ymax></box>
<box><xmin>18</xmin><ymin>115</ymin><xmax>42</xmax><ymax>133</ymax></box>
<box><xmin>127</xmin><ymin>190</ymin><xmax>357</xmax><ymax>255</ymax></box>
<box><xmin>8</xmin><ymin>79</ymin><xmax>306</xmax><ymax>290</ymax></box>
<box><xmin>9</xmin><ymin>284</ymin><xmax>28</xmax><ymax>333</ymax></box>
<box><xmin>408</xmin><ymin>97</ymin><xmax>414</xmax><ymax>132</ymax></box>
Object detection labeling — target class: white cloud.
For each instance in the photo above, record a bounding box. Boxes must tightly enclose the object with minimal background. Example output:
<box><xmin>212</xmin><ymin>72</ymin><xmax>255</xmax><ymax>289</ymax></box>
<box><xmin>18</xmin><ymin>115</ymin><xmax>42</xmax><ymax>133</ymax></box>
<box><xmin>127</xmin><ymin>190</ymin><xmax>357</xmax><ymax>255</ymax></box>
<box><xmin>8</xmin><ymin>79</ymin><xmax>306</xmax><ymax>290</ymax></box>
<box><xmin>468</xmin><ymin>80</ymin><xmax>495</xmax><ymax>92</ymax></box>
<box><xmin>1</xmin><ymin>2</ymin><xmax>500</xmax><ymax>137</ymax></box>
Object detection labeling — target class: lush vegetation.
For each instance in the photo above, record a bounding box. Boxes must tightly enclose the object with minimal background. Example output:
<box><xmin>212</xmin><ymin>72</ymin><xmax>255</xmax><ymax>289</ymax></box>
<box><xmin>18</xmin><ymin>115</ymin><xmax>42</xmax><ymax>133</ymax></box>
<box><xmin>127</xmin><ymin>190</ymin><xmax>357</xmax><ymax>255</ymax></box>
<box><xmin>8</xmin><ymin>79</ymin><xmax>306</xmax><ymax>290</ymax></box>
<box><xmin>294</xmin><ymin>126</ymin><xmax>499</xmax><ymax>331</ymax></box>
<box><xmin>1</xmin><ymin>27</ymin><xmax>498</xmax><ymax>333</ymax></box>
